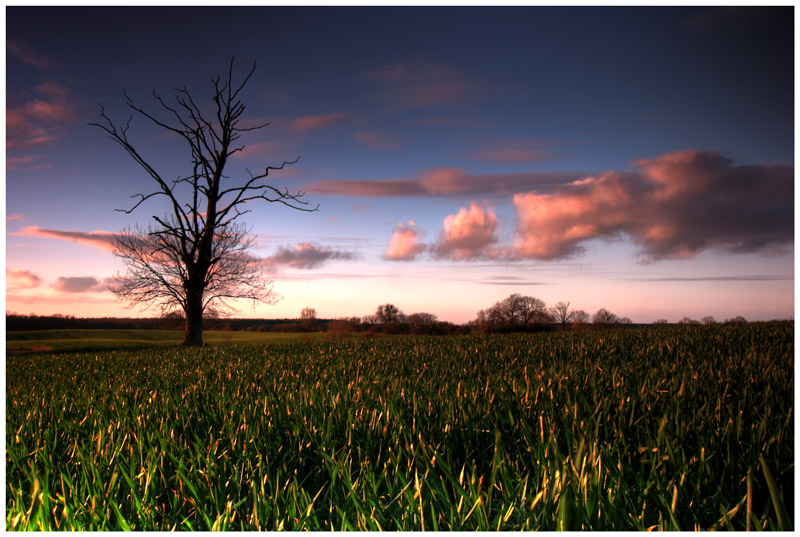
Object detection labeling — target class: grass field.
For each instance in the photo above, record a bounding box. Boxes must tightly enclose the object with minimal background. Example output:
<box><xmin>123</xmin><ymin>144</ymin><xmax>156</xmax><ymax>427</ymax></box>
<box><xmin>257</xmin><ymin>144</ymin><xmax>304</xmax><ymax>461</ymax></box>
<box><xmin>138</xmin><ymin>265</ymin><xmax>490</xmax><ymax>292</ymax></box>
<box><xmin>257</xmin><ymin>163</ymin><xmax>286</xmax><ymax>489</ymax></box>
<box><xmin>6</xmin><ymin>323</ymin><xmax>793</xmax><ymax>530</ymax></box>
<box><xmin>6</xmin><ymin>329</ymin><xmax>328</xmax><ymax>353</ymax></box>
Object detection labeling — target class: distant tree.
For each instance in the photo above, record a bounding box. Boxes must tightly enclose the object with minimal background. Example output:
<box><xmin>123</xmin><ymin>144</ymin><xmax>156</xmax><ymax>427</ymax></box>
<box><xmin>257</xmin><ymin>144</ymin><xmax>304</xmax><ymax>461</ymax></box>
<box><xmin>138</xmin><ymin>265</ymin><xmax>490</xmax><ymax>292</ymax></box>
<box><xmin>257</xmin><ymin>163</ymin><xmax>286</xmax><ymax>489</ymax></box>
<box><xmin>375</xmin><ymin>304</ymin><xmax>406</xmax><ymax>324</ymax></box>
<box><xmin>475</xmin><ymin>306</ymin><xmax>505</xmax><ymax>332</ymax></box>
<box><xmin>618</xmin><ymin>316</ymin><xmax>633</xmax><ymax>325</ymax></box>
<box><xmin>407</xmin><ymin>312</ymin><xmax>438</xmax><ymax>325</ymax></box>
<box><xmin>571</xmin><ymin>309</ymin><xmax>591</xmax><ymax>326</ymax></box>
<box><xmin>725</xmin><ymin>316</ymin><xmax>748</xmax><ymax>324</ymax></box>
<box><xmin>475</xmin><ymin>294</ymin><xmax>550</xmax><ymax>332</ymax></box>
<box><xmin>93</xmin><ymin>58</ymin><xmax>317</xmax><ymax>346</ymax></box>
<box><xmin>550</xmin><ymin>301</ymin><xmax>574</xmax><ymax>329</ymax></box>
<box><xmin>361</xmin><ymin>314</ymin><xmax>379</xmax><ymax>325</ymax></box>
<box><xmin>678</xmin><ymin>317</ymin><xmax>700</xmax><ymax>325</ymax></box>
<box><xmin>299</xmin><ymin>306</ymin><xmax>319</xmax><ymax>331</ymax></box>
<box><xmin>653</xmin><ymin>318</ymin><xmax>669</xmax><ymax>325</ymax></box>
<box><xmin>701</xmin><ymin>316</ymin><xmax>717</xmax><ymax>325</ymax></box>
<box><xmin>592</xmin><ymin>308</ymin><xmax>619</xmax><ymax>327</ymax></box>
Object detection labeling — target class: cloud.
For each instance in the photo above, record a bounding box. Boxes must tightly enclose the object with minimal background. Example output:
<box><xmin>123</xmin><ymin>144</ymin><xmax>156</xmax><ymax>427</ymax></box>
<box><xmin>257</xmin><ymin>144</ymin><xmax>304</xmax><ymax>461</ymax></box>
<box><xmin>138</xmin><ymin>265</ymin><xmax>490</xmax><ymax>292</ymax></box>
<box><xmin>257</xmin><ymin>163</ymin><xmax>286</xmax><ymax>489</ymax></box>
<box><xmin>630</xmin><ymin>275</ymin><xmax>793</xmax><ymax>282</ymax></box>
<box><xmin>470</xmin><ymin>138</ymin><xmax>559</xmax><ymax>164</ymax></box>
<box><xmin>263</xmin><ymin>242</ymin><xmax>356</xmax><ymax>270</ymax></box>
<box><xmin>305</xmin><ymin>168</ymin><xmax>582</xmax><ymax>198</ymax></box>
<box><xmin>355</xmin><ymin>131</ymin><xmax>401</xmax><ymax>150</ymax></box>
<box><xmin>367</xmin><ymin>60</ymin><xmax>484</xmax><ymax>110</ymax></box>
<box><xmin>6</xmin><ymin>38</ymin><xmax>54</xmax><ymax>70</ymax></box>
<box><xmin>434</xmin><ymin>203</ymin><xmax>501</xmax><ymax>261</ymax></box>
<box><xmin>479</xmin><ymin>276</ymin><xmax>549</xmax><ymax>286</ymax></box>
<box><xmin>17</xmin><ymin>226</ymin><xmax>119</xmax><ymax>252</ymax></box>
<box><xmin>7</xmin><ymin>155</ymin><xmax>53</xmax><ymax>171</ymax></box>
<box><xmin>232</xmin><ymin>140</ymin><xmax>287</xmax><ymax>161</ymax></box>
<box><xmin>384</xmin><ymin>221</ymin><xmax>426</xmax><ymax>261</ymax></box>
<box><xmin>7</xmin><ymin>82</ymin><xmax>81</xmax><ymax>151</ymax></box>
<box><xmin>511</xmin><ymin>150</ymin><xmax>793</xmax><ymax>261</ymax></box>
<box><xmin>288</xmin><ymin>113</ymin><xmax>352</xmax><ymax>133</ymax></box>
<box><xmin>7</xmin><ymin>269</ymin><xmax>42</xmax><ymax>290</ymax></box>
<box><xmin>263</xmin><ymin>88</ymin><xmax>290</xmax><ymax>103</ymax></box>
<box><xmin>52</xmin><ymin>276</ymin><xmax>107</xmax><ymax>293</ymax></box>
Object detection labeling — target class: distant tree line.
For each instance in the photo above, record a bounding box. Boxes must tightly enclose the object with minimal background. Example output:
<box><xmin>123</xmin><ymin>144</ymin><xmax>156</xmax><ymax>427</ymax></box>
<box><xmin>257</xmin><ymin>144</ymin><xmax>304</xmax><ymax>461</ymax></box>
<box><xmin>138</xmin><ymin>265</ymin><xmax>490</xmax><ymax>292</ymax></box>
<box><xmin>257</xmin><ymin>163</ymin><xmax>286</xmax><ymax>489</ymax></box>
<box><xmin>469</xmin><ymin>293</ymin><xmax>750</xmax><ymax>334</ymax></box>
<box><xmin>7</xmin><ymin>302</ymin><xmax>754</xmax><ymax>334</ymax></box>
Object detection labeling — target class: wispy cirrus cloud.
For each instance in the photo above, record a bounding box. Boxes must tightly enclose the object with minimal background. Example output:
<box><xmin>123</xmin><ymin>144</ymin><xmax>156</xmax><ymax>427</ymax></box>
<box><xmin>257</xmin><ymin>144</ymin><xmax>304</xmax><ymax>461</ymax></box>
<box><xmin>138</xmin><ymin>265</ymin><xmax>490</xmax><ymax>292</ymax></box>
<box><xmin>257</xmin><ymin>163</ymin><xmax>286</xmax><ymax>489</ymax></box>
<box><xmin>7</xmin><ymin>214</ymin><xmax>29</xmax><ymax>224</ymax></box>
<box><xmin>629</xmin><ymin>274</ymin><xmax>794</xmax><ymax>282</ymax></box>
<box><xmin>367</xmin><ymin>60</ymin><xmax>486</xmax><ymax>110</ymax></box>
<box><xmin>7</xmin><ymin>155</ymin><xmax>53</xmax><ymax>171</ymax></box>
<box><xmin>17</xmin><ymin>226</ymin><xmax>119</xmax><ymax>252</ymax></box>
<box><xmin>305</xmin><ymin>168</ymin><xmax>581</xmax><ymax>198</ymax></box>
<box><xmin>354</xmin><ymin>131</ymin><xmax>402</xmax><ymax>150</ymax></box>
<box><xmin>7</xmin><ymin>269</ymin><xmax>42</xmax><ymax>290</ymax></box>
<box><xmin>263</xmin><ymin>242</ymin><xmax>357</xmax><ymax>270</ymax></box>
<box><xmin>511</xmin><ymin>150</ymin><xmax>793</xmax><ymax>261</ymax></box>
<box><xmin>288</xmin><ymin>113</ymin><xmax>352</xmax><ymax>133</ymax></box>
<box><xmin>7</xmin><ymin>81</ymin><xmax>82</xmax><ymax>152</ymax></box>
<box><xmin>7</xmin><ymin>38</ymin><xmax>55</xmax><ymax>70</ymax></box>
<box><xmin>469</xmin><ymin>138</ymin><xmax>560</xmax><ymax>164</ymax></box>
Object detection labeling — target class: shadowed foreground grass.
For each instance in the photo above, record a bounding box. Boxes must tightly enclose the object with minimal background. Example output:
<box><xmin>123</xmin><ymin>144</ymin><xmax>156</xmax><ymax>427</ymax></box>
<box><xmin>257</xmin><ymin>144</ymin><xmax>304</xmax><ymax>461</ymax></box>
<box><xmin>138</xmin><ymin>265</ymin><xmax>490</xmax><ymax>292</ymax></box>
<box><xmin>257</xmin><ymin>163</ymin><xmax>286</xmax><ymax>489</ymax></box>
<box><xmin>6</xmin><ymin>323</ymin><xmax>793</xmax><ymax>530</ymax></box>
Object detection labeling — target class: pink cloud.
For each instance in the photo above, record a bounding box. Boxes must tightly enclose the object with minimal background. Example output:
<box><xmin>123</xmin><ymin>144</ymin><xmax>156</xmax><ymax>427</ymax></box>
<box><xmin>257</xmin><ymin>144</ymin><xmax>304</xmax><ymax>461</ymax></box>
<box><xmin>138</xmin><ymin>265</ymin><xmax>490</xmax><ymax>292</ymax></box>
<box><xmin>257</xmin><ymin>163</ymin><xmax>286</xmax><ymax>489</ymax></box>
<box><xmin>52</xmin><ymin>276</ymin><xmax>107</xmax><ymax>293</ymax></box>
<box><xmin>7</xmin><ymin>269</ymin><xmax>42</xmax><ymax>290</ymax></box>
<box><xmin>288</xmin><ymin>113</ymin><xmax>352</xmax><ymax>133</ymax></box>
<box><xmin>6</xmin><ymin>39</ymin><xmax>54</xmax><ymax>70</ymax></box>
<box><xmin>305</xmin><ymin>168</ymin><xmax>581</xmax><ymax>198</ymax></box>
<box><xmin>511</xmin><ymin>150</ymin><xmax>793</xmax><ymax>261</ymax></box>
<box><xmin>367</xmin><ymin>60</ymin><xmax>484</xmax><ymax>110</ymax></box>
<box><xmin>231</xmin><ymin>140</ymin><xmax>290</xmax><ymax>161</ymax></box>
<box><xmin>384</xmin><ymin>221</ymin><xmax>426</xmax><ymax>261</ymax></box>
<box><xmin>471</xmin><ymin>139</ymin><xmax>558</xmax><ymax>163</ymax></box>
<box><xmin>263</xmin><ymin>242</ymin><xmax>356</xmax><ymax>270</ymax></box>
<box><xmin>434</xmin><ymin>203</ymin><xmax>501</xmax><ymax>260</ymax></box>
<box><xmin>7</xmin><ymin>82</ymin><xmax>80</xmax><ymax>151</ymax></box>
<box><xmin>17</xmin><ymin>226</ymin><xmax>119</xmax><ymax>252</ymax></box>
<box><xmin>7</xmin><ymin>155</ymin><xmax>53</xmax><ymax>171</ymax></box>
<box><xmin>263</xmin><ymin>88</ymin><xmax>290</xmax><ymax>103</ymax></box>
<box><xmin>512</xmin><ymin>171</ymin><xmax>638</xmax><ymax>259</ymax></box>
<box><xmin>354</xmin><ymin>131</ymin><xmax>401</xmax><ymax>150</ymax></box>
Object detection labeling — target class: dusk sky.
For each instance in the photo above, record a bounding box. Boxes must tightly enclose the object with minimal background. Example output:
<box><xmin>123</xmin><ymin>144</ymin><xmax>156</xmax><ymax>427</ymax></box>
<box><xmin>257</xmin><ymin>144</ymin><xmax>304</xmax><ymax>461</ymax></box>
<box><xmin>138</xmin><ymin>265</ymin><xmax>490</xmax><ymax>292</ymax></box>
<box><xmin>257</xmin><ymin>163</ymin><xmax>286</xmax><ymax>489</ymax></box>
<box><xmin>6</xmin><ymin>6</ymin><xmax>795</xmax><ymax>323</ymax></box>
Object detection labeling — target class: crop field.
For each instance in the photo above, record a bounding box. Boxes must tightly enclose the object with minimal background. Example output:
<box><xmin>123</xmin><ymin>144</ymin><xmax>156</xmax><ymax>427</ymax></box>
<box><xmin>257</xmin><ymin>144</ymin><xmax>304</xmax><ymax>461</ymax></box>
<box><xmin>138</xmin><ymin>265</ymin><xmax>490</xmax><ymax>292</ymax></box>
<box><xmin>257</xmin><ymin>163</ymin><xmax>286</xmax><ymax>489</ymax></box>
<box><xmin>6</xmin><ymin>329</ymin><xmax>329</xmax><ymax>354</ymax></box>
<box><xmin>6</xmin><ymin>322</ymin><xmax>793</xmax><ymax>530</ymax></box>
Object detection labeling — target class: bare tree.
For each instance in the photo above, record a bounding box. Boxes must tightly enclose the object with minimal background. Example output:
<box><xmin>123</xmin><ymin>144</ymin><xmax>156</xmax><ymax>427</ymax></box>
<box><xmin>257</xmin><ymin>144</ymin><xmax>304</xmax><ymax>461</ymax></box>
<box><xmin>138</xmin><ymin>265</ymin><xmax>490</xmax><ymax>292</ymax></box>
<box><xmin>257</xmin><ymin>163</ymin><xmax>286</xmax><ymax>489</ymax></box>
<box><xmin>592</xmin><ymin>308</ymin><xmax>619</xmax><ymax>327</ymax></box>
<box><xmin>571</xmin><ymin>309</ymin><xmax>591</xmax><ymax>326</ymax></box>
<box><xmin>92</xmin><ymin>58</ymin><xmax>317</xmax><ymax>346</ymax></box>
<box><xmin>300</xmin><ymin>307</ymin><xmax>317</xmax><ymax>320</ymax></box>
<box><xmin>475</xmin><ymin>294</ymin><xmax>549</xmax><ymax>332</ymax></box>
<box><xmin>407</xmin><ymin>312</ymin><xmax>438</xmax><ymax>325</ymax></box>
<box><xmin>550</xmin><ymin>301</ymin><xmax>574</xmax><ymax>329</ymax></box>
<box><xmin>375</xmin><ymin>304</ymin><xmax>406</xmax><ymax>324</ymax></box>
<box><xmin>725</xmin><ymin>316</ymin><xmax>748</xmax><ymax>324</ymax></box>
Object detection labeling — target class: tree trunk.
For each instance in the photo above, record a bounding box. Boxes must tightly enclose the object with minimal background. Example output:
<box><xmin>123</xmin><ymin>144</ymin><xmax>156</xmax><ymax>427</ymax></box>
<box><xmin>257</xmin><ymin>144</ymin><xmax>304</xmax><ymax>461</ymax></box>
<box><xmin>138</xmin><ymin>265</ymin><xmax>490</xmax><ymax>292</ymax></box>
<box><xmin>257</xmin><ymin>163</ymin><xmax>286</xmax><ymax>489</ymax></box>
<box><xmin>183</xmin><ymin>287</ymin><xmax>205</xmax><ymax>346</ymax></box>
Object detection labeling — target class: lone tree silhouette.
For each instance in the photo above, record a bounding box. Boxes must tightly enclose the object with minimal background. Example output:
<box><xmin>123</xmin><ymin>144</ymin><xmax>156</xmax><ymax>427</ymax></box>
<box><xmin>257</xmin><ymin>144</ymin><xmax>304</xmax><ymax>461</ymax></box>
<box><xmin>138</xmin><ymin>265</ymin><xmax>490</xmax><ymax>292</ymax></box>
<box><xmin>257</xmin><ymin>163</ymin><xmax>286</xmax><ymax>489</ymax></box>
<box><xmin>92</xmin><ymin>58</ymin><xmax>317</xmax><ymax>346</ymax></box>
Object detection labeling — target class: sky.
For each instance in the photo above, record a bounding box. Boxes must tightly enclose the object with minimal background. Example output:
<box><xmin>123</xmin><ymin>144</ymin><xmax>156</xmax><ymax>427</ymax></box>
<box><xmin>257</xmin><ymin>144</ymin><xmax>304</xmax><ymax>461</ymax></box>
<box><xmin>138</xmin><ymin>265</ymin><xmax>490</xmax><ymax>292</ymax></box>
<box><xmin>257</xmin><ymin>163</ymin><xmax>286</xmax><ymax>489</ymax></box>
<box><xmin>5</xmin><ymin>5</ymin><xmax>795</xmax><ymax>324</ymax></box>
